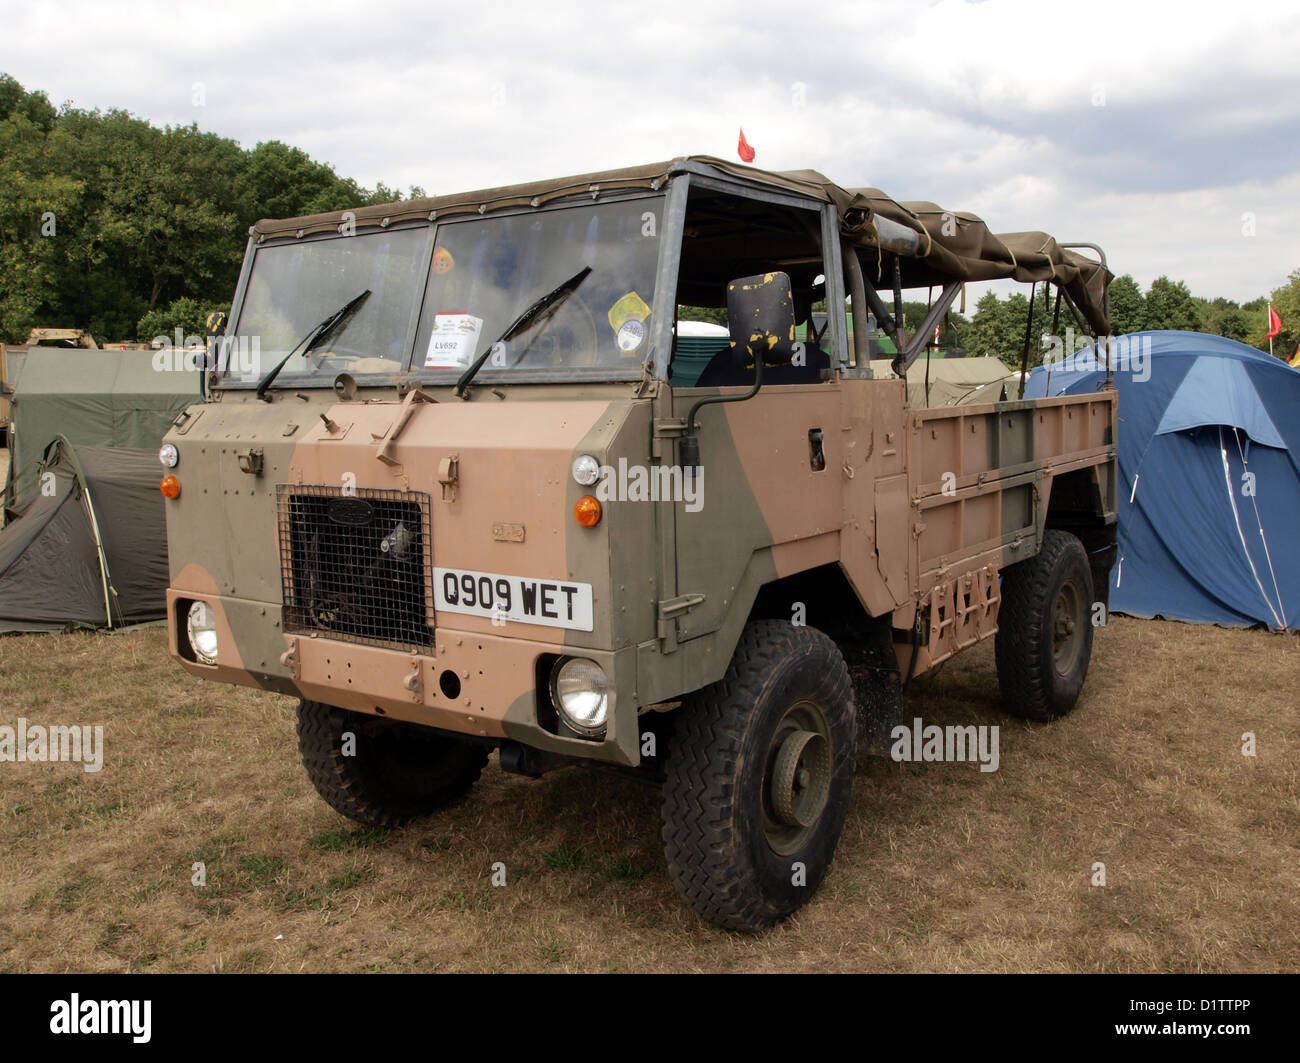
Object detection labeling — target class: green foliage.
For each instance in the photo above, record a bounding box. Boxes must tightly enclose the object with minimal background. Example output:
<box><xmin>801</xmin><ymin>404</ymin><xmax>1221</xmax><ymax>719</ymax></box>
<box><xmin>0</xmin><ymin>96</ymin><xmax>85</xmax><ymax>340</ymax></box>
<box><xmin>0</xmin><ymin>74</ymin><xmax>56</xmax><ymax>131</ymax></box>
<box><xmin>967</xmin><ymin>290</ymin><xmax>1040</xmax><ymax>368</ymax></box>
<box><xmin>2</xmin><ymin>72</ymin><xmax>1295</xmax><ymax>367</ymax></box>
<box><xmin>678</xmin><ymin>305</ymin><xmax>728</xmax><ymax>327</ymax></box>
<box><xmin>234</xmin><ymin>141</ymin><xmax>425</xmax><ymax>223</ymax></box>
<box><xmin>1245</xmin><ymin>269</ymin><xmax>1300</xmax><ymax>361</ymax></box>
<box><xmin>0</xmin><ymin>73</ymin><xmax>418</xmax><ymax>343</ymax></box>
<box><xmin>1191</xmin><ymin>296</ymin><xmax>1251</xmax><ymax>343</ymax></box>
<box><xmin>898</xmin><ymin>298</ymin><xmax>971</xmax><ymax>350</ymax></box>
<box><xmin>1142</xmin><ymin>276</ymin><xmax>1200</xmax><ymax>332</ymax></box>
<box><xmin>970</xmin><ymin>270</ymin><xmax>1299</xmax><ymax>365</ymax></box>
<box><xmin>40</xmin><ymin>109</ymin><xmax>250</xmax><ymax>337</ymax></box>
<box><xmin>1107</xmin><ymin>275</ymin><xmax>1145</xmax><ymax>334</ymax></box>
<box><xmin>137</xmin><ymin>297</ymin><xmax>226</xmax><ymax>344</ymax></box>
<box><xmin>237</xmin><ymin>140</ymin><xmax>361</xmax><ymax>221</ymax></box>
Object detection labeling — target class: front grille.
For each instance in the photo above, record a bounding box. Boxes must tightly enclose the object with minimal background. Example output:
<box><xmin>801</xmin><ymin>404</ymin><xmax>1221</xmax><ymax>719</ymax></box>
<box><xmin>277</xmin><ymin>485</ymin><xmax>434</xmax><ymax>651</ymax></box>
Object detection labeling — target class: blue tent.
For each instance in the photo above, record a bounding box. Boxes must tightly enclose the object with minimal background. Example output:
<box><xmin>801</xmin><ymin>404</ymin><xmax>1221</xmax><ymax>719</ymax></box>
<box><xmin>1026</xmin><ymin>331</ymin><xmax>1299</xmax><ymax>631</ymax></box>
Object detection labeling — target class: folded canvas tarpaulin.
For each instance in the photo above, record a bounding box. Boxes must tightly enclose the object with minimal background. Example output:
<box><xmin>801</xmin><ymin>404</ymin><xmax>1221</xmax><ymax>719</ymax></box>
<box><xmin>1025</xmin><ymin>331</ymin><xmax>1300</xmax><ymax>631</ymax></box>
<box><xmin>251</xmin><ymin>155</ymin><xmax>1113</xmax><ymax>335</ymax></box>
<box><xmin>0</xmin><ymin>438</ymin><xmax>168</xmax><ymax>632</ymax></box>
<box><xmin>3</xmin><ymin>346</ymin><xmax>197</xmax><ymax>506</ymax></box>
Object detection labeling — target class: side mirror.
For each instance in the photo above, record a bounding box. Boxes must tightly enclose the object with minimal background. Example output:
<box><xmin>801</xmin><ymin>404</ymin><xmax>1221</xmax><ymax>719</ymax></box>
<box><xmin>679</xmin><ymin>272</ymin><xmax>796</xmax><ymax>475</ymax></box>
<box><xmin>726</xmin><ymin>272</ymin><xmax>797</xmax><ymax>371</ymax></box>
<box><xmin>205</xmin><ymin>311</ymin><xmax>227</xmax><ymax>339</ymax></box>
<box><xmin>202</xmin><ymin>312</ymin><xmax>228</xmax><ymax>399</ymax></box>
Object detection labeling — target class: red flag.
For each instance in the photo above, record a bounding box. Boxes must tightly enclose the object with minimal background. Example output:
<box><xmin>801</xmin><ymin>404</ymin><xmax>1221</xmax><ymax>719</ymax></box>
<box><xmin>737</xmin><ymin>128</ymin><xmax>755</xmax><ymax>163</ymax></box>
<box><xmin>1266</xmin><ymin>304</ymin><xmax>1282</xmax><ymax>339</ymax></box>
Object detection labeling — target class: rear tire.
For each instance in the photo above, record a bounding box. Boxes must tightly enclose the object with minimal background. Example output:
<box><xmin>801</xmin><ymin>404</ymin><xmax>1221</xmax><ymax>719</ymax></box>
<box><xmin>995</xmin><ymin>530</ymin><xmax>1095</xmax><ymax>721</ymax></box>
<box><xmin>296</xmin><ymin>701</ymin><xmax>488</xmax><ymax>827</ymax></box>
<box><xmin>660</xmin><ymin>620</ymin><xmax>856</xmax><ymax>932</ymax></box>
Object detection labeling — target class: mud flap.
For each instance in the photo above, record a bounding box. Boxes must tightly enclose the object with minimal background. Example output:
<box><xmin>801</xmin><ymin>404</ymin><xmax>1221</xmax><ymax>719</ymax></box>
<box><xmin>839</xmin><ymin>637</ymin><xmax>905</xmax><ymax>757</ymax></box>
<box><xmin>1089</xmin><ymin>540</ymin><xmax>1118</xmax><ymax>614</ymax></box>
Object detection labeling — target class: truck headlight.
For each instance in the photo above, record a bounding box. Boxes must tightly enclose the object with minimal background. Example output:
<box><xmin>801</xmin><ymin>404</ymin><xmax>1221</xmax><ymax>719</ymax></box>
<box><xmin>571</xmin><ymin>454</ymin><xmax>601</xmax><ymax>487</ymax></box>
<box><xmin>550</xmin><ymin>657</ymin><xmax>608</xmax><ymax>737</ymax></box>
<box><xmin>187</xmin><ymin>600</ymin><xmax>218</xmax><ymax>664</ymax></box>
<box><xmin>159</xmin><ymin>443</ymin><xmax>179</xmax><ymax>468</ymax></box>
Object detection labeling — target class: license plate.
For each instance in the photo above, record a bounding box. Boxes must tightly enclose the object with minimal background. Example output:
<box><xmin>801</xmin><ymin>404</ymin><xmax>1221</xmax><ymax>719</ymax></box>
<box><xmin>433</xmin><ymin>567</ymin><xmax>594</xmax><ymax>631</ymax></box>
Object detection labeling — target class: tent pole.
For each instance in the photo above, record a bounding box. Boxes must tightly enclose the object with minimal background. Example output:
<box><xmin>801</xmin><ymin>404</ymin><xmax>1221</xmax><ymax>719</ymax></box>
<box><xmin>81</xmin><ymin>485</ymin><xmax>115</xmax><ymax>629</ymax></box>
<box><xmin>53</xmin><ymin>435</ymin><xmax>117</xmax><ymax>629</ymax></box>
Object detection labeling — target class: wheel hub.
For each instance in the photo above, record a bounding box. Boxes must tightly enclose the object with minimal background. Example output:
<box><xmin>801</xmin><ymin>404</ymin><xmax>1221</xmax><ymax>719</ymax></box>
<box><xmin>770</xmin><ymin>729</ymin><xmax>830</xmax><ymax>828</ymax></box>
<box><xmin>1052</xmin><ymin>580</ymin><xmax>1085</xmax><ymax>675</ymax></box>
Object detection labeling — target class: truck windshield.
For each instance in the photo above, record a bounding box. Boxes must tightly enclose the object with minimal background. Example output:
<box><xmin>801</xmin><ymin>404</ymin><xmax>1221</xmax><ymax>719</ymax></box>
<box><xmin>225</xmin><ymin>226</ymin><xmax>431</xmax><ymax>385</ymax></box>
<box><xmin>412</xmin><ymin>197</ymin><xmax>662</xmax><ymax>379</ymax></box>
<box><xmin>224</xmin><ymin>195</ymin><xmax>663</xmax><ymax>387</ymax></box>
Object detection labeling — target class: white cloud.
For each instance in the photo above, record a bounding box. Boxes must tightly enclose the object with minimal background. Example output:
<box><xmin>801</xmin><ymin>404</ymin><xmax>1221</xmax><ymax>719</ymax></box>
<box><xmin>2</xmin><ymin>0</ymin><xmax>1298</xmax><ymax>300</ymax></box>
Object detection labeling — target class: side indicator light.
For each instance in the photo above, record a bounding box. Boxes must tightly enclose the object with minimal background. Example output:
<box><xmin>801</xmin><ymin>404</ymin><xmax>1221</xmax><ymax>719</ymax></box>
<box><xmin>574</xmin><ymin>495</ymin><xmax>601</xmax><ymax>527</ymax></box>
<box><xmin>160</xmin><ymin>475</ymin><xmax>181</xmax><ymax>499</ymax></box>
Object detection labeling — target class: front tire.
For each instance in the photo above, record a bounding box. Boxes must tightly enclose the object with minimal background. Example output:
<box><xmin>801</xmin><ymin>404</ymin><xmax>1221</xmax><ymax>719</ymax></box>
<box><xmin>660</xmin><ymin>621</ymin><xmax>856</xmax><ymax>932</ymax></box>
<box><xmin>296</xmin><ymin>701</ymin><xmax>488</xmax><ymax>827</ymax></box>
<box><xmin>995</xmin><ymin>530</ymin><xmax>1095</xmax><ymax>721</ymax></box>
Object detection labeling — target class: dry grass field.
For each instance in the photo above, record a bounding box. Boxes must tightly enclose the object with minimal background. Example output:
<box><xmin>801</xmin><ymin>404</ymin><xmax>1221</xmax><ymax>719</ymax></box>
<box><xmin>0</xmin><ymin>616</ymin><xmax>1296</xmax><ymax>973</ymax></box>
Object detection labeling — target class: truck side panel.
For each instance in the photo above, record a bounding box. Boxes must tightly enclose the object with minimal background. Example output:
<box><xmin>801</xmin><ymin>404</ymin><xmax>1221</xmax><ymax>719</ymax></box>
<box><xmin>656</xmin><ymin>381</ymin><xmax>1117</xmax><ymax>697</ymax></box>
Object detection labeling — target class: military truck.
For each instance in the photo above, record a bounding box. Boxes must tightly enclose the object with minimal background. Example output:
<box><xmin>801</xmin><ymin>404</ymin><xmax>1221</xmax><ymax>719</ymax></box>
<box><xmin>162</xmin><ymin>157</ymin><xmax>1118</xmax><ymax>932</ymax></box>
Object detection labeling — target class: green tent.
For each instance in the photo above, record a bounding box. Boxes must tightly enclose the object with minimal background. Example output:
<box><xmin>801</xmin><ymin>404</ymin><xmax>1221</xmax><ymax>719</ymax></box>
<box><xmin>0</xmin><ymin>438</ymin><xmax>170</xmax><ymax>631</ymax></box>
<box><xmin>3</xmin><ymin>347</ymin><xmax>198</xmax><ymax>508</ymax></box>
<box><xmin>868</xmin><ymin>357</ymin><xmax>1017</xmax><ymax>407</ymax></box>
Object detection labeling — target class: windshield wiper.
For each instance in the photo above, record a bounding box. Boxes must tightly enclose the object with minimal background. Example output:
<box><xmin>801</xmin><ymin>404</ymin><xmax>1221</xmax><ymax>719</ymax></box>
<box><xmin>455</xmin><ymin>266</ymin><xmax>591</xmax><ymax>399</ymax></box>
<box><xmin>255</xmin><ymin>289</ymin><xmax>371</xmax><ymax>400</ymax></box>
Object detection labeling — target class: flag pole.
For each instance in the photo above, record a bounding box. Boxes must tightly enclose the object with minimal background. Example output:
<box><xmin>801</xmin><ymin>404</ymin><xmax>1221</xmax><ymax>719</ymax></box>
<box><xmin>1269</xmin><ymin>303</ymin><xmax>1274</xmax><ymax>358</ymax></box>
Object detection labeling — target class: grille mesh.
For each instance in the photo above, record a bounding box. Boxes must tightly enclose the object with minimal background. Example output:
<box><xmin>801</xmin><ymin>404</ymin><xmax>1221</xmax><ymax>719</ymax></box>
<box><xmin>277</xmin><ymin>485</ymin><xmax>434</xmax><ymax>651</ymax></box>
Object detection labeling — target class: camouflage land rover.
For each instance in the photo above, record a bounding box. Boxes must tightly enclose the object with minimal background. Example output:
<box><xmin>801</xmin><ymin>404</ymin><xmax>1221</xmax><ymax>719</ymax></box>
<box><xmin>162</xmin><ymin>156</ymin><xmax>1118</xmax><ymax>931</ymax></box>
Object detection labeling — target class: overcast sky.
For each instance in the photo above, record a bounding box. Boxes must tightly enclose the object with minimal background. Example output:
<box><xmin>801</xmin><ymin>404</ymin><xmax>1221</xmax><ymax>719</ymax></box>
<box><xmin>4</xmin><ymin>0</ymin><xmax>1298</xmax><ymax>303</ymax></box>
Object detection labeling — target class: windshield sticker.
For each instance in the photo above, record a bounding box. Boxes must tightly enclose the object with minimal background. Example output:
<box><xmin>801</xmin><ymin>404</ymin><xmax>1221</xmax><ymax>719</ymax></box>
<box><xmin>432</xmin><ymin>246</ymin><xmax>455</xmax><ymax>274</ymax></box>
<box><xmin>608</xmin><ymin>291</ymin><xmax>650</xmax><ymax>332</ymax></box>
<box><xmin>616</xmin><ymin>319</ymin><xmax>646</xmax><ymax>353</ymax></box>
<box><xmin>425</xmin><ymin>312</ymin><xmax>483</xmax><ymax>369</ymax></box>
<box><xmin>608</xmin><ymin>291</ymin><xmax>650</xmax><ymax>357</ymax></box>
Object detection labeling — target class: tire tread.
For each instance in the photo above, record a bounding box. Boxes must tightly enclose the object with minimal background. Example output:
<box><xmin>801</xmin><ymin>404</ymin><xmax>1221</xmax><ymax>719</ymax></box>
<box><xmin>660</xmin><ymin>620</ymin><xmax>855</xmax><ymax>931</ymax></box>
<box><xmin>995</xmin><ymin>529</ymin><xmax>1094</xmax><ymax>721</ymax></box>
<box><xmin>296</xmin><ymin>701</ymin><xmax>487</xmax><ymax>828</ymax></box>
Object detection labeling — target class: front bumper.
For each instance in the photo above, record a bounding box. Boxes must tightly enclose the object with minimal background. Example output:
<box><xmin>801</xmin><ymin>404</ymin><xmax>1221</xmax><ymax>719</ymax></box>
<box><xmin>166</xmin><ymin>589</ymin><xmax>641</xmax><ymax>766</ymax></box>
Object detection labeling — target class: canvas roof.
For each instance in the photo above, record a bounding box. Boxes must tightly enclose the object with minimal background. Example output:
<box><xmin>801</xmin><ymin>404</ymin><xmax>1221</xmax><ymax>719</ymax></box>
<box><xmin>250</xmin><ymin>156</ymin><xmax>1112</xmax><ymax>334</ymax></box>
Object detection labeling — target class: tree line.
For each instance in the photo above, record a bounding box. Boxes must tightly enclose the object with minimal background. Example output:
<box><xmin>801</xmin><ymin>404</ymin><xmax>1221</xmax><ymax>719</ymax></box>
<box><xmin>0</xmin><ymin>74</ymin><xmax>421</xmax><ymax>344</ymax></box>
<box><xmin>2</xmin><ymin>73</ymin><xmax>1297</xmax><ymax>362</ymax></box>
<box><xmin>959</xmin><ymin>272</ymin><xmax>1299</xmax><ymax>368</ymax></box>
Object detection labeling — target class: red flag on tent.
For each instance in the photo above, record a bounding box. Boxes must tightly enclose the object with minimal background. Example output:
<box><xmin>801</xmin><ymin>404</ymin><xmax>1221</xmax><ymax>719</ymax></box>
<box><xmin>737</xmin><ymin>128</ymin><xmax>755</xmax><ymax>163</ymax></box>
<box><xmin>1267</xmin><ymin>304</ymin><xmax>1282</xmax><ymax>339</ymax></box>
